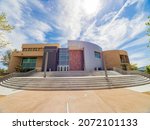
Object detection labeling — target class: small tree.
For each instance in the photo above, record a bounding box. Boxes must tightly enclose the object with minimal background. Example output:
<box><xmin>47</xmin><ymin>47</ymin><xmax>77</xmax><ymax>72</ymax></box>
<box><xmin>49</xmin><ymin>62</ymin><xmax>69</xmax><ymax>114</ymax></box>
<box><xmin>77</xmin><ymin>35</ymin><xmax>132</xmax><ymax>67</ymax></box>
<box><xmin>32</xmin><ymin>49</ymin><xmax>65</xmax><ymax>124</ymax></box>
<box><xmin>0</xmin><ymin>68</ymin><xmax>6</xmax><ymax>75</ymax></box>
<box><xmin>146</xmin><ymin>65</ymin><xmax>150</xmax><ymax>74</ymax></box>
<box><xmin>0</xmin><ymin>13</ymin><xmax>14</xmax><ymax>48</ymax></box>
<box><xmin>128</xmin><ymin>64</ymin><xmax>138</xmax><ymax>70</ymax></box>
<box><xmin>1</xmin><ymin>49</ymin><xmax>17</xmax><ymax>67</ymax></box>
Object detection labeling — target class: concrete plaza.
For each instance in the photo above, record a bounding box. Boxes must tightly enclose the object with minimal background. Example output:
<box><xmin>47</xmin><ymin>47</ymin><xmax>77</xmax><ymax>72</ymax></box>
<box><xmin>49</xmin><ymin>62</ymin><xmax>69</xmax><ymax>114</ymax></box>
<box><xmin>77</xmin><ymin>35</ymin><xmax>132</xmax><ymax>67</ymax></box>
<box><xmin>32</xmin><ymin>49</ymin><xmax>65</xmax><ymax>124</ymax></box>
<box><xmin>0</xmin><ymin>88</ymin><xmax>150</xmax><ymax>113</ymax></box>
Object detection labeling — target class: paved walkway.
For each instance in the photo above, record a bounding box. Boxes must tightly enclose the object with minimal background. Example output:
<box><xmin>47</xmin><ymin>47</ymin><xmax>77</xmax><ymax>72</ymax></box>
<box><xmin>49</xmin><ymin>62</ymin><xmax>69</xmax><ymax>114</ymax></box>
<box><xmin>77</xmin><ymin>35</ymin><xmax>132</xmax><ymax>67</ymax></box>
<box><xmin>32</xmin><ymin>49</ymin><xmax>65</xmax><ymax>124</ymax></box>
<box><xmin>126</xmin><ymin>84</ymin><xmax>150</xmax><ymax>92</ymax></box>
<box><xmin>0</xmin><ymin>85</ymin><xmax>22</xmax><ymax>95</ymax></box>
<box><xmin>0</xmin><ymin>88</ymin><xmax>150</xmax><ymax>113</ymax></box>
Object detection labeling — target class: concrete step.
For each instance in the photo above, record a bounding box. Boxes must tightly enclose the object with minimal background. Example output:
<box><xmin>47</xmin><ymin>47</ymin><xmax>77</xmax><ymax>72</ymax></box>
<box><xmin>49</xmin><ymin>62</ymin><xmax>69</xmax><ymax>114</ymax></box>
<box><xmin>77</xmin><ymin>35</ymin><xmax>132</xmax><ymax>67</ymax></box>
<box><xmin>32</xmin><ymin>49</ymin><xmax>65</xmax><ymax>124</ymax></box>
<box><xmin>4</xmin><ymin>76</ymin><xmax>149</xmax><ymax>81</ymax></box>
<box><xmin>4</xmin><ymin>78</ymin><xmax>150</xmax><ymax>85</ymax></box>
<box><xmin>1</xmin><ymin>82</ymin><xmax>150</xmax><ymax>91</ymax></box>
<box><xmin>2</xmin><ymin>78</ymin><xmax>150</xmax><ymax>87</ymax></box>
<box><xmin>29</xmin><ymin>71</ymin><xmax>122</xmax><ymax>77</ymax></box>
<box><xmin>6</xmin><ymin>77</ymin><xmax>149</xmax><ymax>84</ymax></box>
<box><xmin>1</xmin><ymin>74</ymin><xmax>150</xmax><ymax>90</ymax></box>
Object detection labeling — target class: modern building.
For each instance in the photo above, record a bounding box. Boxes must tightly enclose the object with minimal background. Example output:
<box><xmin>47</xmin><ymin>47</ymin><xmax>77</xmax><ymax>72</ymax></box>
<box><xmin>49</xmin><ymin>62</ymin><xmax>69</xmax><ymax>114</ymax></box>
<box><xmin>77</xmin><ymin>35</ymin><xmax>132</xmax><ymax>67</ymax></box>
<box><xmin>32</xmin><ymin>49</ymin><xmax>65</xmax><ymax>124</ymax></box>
<box><xmin>103</xmin><ymin>50</ymin><xmax>130</xmax><ymax>70</ymax></box>
<box><xmin>8</xmin><ymin>40</ymin><xmax>130</xmax><ymax>73</ymax></box>
<box><xmin>68</xmin><ymin>40</ymin><xmax>103</xmax><ymax>71</ymax></box>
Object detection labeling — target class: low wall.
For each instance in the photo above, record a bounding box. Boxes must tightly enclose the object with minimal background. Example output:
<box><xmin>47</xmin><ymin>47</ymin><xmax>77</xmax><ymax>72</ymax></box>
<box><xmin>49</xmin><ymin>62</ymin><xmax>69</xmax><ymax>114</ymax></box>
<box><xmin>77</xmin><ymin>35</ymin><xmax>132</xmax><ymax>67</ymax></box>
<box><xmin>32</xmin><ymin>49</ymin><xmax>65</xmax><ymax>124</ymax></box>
<box><xmin>113</xmin><ymin>67</ymin><xmax>150</xmax><ymax>78</ymax></box>
<box><xmin>0</xmin><ymin>69</ymin><xmax>36</xmax><ymax>82</ymax></box>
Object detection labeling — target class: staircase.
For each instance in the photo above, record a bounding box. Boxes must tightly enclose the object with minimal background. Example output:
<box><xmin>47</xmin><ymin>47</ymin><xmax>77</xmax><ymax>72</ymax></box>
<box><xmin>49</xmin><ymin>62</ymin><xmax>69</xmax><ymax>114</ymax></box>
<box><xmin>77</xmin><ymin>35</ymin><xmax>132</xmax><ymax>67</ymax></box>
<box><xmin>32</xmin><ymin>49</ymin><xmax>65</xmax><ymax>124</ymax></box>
<box><xmin>29</xmin><ymin>71</ymin><xmax>121</xmax><ymax>77</ymax></box>
<box><xmin>1</xmin><ymin>75</ymin><xmax>150</xmax><ymax>90</ymax></box>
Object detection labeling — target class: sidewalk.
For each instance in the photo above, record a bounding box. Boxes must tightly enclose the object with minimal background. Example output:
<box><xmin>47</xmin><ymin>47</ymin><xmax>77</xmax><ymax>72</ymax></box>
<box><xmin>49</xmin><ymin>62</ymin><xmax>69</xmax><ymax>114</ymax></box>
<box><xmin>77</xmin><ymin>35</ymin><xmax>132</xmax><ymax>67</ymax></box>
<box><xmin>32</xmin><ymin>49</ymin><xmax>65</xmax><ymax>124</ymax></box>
<box><xmin>0</xmin><ymin>85</ymin><xmax>22</xmax><ymax>95</ymax></box>
<box><xmin>126</xmin><ymin>84</ymin><xmax>150</xmax><ymax>92</ymax></box>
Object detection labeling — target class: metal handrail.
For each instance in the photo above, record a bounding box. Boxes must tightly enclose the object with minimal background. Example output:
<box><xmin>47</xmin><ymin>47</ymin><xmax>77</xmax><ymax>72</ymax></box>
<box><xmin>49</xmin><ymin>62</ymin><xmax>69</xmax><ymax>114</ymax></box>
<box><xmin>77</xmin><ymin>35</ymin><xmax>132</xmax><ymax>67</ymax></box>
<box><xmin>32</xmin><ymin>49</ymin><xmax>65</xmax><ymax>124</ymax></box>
<box><xmin>113</xmin><ymin>67</ymin><xmax>150</xmax><ymax>79</ymax></box>
<box><xmin>0</xmin><ymin>69</ymin><xmax>36</xmax><ymax>83</ymax></box>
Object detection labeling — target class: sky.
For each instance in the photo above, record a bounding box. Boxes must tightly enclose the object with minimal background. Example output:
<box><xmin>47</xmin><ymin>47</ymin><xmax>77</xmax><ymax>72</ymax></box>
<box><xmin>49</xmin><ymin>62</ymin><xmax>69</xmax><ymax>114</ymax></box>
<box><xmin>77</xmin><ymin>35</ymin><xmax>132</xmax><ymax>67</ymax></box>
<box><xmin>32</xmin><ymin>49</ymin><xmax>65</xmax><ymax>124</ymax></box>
<box><xmin>0</xmin><ymin>0</ymin><xmax>150</xmax><ymax>68</ymax></box>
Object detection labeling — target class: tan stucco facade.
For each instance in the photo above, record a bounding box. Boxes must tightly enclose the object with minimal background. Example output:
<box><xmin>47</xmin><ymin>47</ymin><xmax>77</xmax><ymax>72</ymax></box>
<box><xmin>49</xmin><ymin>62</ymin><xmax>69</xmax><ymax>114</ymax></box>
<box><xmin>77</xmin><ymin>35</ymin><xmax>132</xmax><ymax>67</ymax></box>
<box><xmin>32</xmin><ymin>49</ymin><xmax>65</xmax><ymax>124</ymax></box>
<box><xmin>8</xmin><ymin>54</ymin><xmax>22</xmax><ymax>73</ymax></box>
<box><xmin>103</xmin><ymin>50</ymin><xmax>130</xmax><ymax>70</ymax></box>
<box><xmin>8</xmin><ymin>43</ymin><xmax>130</xmax><ymax>73</ymax></box>
<box><xmin>36</xmin><ymin>57</ymin><xmax>43</xmax><ymax>71</ymax></box>
<box><xmin>8</xmin><ymin>43</ymin><xmax>60</xmax><ymax>73</ymax></box>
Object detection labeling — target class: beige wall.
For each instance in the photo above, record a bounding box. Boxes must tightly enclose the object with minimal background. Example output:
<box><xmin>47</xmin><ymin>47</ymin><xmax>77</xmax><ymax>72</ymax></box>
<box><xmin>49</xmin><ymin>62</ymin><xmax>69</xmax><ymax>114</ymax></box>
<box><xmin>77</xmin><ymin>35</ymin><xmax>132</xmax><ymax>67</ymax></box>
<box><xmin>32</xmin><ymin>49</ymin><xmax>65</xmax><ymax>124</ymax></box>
<box><xmin>22</xmin><ymin>43</ymin><xmax>60</xmax><ymax>49</ymax></box>
<box><xmin>36</xmin><ymin>57</ymin><xmax>43</xmax><ymax>71</ymax></box>
<box><xmin>8</xmin><ymin>53</ymin><xmax>22</xmax><ymax>73</ymax></box>
<box><xmin>8</xmin><ymin>43</ymin><xmax>60</xmax><ymax>73</ymax></box>
<box><xmin>12</xmin><ymin>51</ymin><xmax>43</xmax><ymax>57</ymax></box>
<box><xmin>103</xmin><ymin>50</ymin><xmax>130</xmax><ymax>70</ymax></box>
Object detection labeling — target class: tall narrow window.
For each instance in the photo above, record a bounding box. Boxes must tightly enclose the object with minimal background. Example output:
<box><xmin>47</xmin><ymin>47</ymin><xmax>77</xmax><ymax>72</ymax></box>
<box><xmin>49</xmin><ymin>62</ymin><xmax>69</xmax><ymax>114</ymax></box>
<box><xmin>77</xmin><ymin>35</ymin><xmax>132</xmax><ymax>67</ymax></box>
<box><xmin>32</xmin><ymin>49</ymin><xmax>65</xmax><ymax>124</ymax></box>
<box><xmin>94</xmin><ymin>51</ymin><xmax>101</xmax><ymax>58</ymax></box>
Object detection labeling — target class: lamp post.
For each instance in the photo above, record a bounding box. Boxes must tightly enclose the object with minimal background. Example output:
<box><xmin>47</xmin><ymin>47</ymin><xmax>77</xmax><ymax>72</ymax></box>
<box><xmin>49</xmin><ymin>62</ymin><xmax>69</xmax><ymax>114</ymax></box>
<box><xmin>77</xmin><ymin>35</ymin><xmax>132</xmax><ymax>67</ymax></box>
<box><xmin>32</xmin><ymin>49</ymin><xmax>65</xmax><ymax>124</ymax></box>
<box><xmin>101</xmin><ymin>51</ymin><xmax>108</xmax><ymax>80</ymax></box>
<box><xmin>44</xmin><ymin>52</ymin><xmax>48</xmax><ymax>78</ymax></box>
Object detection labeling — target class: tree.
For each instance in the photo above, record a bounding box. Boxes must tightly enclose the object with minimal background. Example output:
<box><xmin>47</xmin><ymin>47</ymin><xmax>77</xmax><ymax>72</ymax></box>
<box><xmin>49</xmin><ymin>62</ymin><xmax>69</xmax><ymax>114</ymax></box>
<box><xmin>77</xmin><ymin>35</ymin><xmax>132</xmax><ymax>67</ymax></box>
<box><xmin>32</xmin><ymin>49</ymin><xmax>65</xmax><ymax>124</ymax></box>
<box><xmin>146</xmin><ymin>65</ymin><xmax>150</xmax><ymax>74</ymax></box>
<box><xmin>1</xmin><ymin>49</ymin><xmax>17</xmax><ymax>67</ymax></box>
<box><xmin>145</xmin><ymin>16</ymin><xmax>150</xmax><ymax>47</ymax></box>
<box><xmin>128</xmin><ymin>64</ymin><xmax>138</xmax><ymax>70</ymax></box>
<box><xmin>0</xmin><ymin>13</ymin><xmax>14</xmax><ymax>48</ymax></box>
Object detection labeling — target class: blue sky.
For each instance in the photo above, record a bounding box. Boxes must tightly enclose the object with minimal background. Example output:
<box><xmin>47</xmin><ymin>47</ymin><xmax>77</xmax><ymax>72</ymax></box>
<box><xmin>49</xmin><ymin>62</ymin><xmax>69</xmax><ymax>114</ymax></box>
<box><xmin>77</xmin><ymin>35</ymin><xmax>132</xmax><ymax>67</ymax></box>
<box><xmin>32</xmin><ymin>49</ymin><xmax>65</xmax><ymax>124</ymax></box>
<box><xmin>0</xmin><ymin>0</ymin><xmax>150</xmax><ymax>68</ymax></box>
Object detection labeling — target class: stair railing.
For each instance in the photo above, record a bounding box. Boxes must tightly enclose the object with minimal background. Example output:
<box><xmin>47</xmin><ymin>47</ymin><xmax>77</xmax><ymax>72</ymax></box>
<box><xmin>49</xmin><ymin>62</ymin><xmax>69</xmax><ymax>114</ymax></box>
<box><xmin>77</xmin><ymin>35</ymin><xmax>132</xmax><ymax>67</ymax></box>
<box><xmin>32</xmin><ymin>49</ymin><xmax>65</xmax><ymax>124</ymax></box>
<box><xmin>113</xmin><ymin>67</ymin><xmax>150</xmax><ymax>79</ymax></box>
<box><xmin>0</xmin><ymin>69</ymin><xmax>36</xmax><ymax>83</ymax></box>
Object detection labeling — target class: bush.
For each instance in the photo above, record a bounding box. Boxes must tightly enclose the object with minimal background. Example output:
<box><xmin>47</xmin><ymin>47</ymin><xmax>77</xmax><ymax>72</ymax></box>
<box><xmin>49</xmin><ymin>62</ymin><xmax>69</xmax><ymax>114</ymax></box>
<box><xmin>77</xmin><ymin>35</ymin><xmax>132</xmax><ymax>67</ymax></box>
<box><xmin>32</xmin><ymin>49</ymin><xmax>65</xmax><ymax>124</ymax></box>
<box><xmin>15</xmin><ymin>65</ymin><xmax>34</xmax><ymax>72</ymax></box>
<box><xmin>146</xmin><ymin>65</ymin><xmax>150</xmax><ymax>74</ymax></box>
<box><xmin>128</xmin><ymin>64</ymin><xmax>138</xmax><ymax>70</ymax></box>
<box><xmin>15</xmin><ymin>65</ymin><xmax>23</xmax><ymax>72</ymax></box>
<box><xmin>0</xmin><ymin>68</ymin><xmax>8</xmax><ymax>75</ymax></box>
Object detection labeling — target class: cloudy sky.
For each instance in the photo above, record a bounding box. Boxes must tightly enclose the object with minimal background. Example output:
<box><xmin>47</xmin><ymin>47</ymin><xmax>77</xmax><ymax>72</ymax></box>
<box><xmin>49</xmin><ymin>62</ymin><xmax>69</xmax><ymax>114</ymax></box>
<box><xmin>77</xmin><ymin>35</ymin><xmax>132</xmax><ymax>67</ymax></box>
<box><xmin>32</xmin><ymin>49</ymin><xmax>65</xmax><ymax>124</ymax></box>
<box><xmin>0</xmin><ymin>0</ymin><xmax>150</xmax><ymax>68</ymax></box>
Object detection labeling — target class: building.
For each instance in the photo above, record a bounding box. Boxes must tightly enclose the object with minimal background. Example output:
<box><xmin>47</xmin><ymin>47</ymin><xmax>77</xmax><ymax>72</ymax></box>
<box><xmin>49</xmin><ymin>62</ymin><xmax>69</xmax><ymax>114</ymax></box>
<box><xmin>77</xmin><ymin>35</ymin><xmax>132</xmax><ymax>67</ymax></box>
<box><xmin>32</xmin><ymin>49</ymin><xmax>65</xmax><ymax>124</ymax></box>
<box><xmin>8</xmin><ymin>41</ymin><xmax>130</xmax><ymax>73</ymax></box>
<box><xmin>8</xmin><ymin>44</ymin><xmax>60</xmax><ymax>73</ymax></box>
<box><xmin>103</xmin><ymin>50</ymin><xmax>130</xmax><ymax>70</ymax></box>
<box><xmin>68</xmin><ymin>40</ymin><xmax>103</xmax><ymax>71</ymax></box>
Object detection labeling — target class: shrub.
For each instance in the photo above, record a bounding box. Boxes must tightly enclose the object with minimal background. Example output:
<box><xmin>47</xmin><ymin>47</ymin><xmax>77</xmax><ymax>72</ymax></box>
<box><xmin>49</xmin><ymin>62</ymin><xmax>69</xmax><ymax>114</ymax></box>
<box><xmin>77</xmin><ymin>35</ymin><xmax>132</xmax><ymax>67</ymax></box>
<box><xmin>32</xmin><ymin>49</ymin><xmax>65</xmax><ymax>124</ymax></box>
<box><xmin>0</xmin><ymin>68</ymin><xmax>8</xmax><ymax>75</ymax></box>
<box><xmin>15</xmin><ymin>65</ymin><xmax>23</xmax><ymax>72</ymax></box>
<box><xmin>146</xmin><ymin>65</ymin><xmax>150</xmax><ymax>74</ymax></box>
<box><xmin>128</xmin><ymin>64</ymin><xmax>138</xmax><ymax>70</ymax></box>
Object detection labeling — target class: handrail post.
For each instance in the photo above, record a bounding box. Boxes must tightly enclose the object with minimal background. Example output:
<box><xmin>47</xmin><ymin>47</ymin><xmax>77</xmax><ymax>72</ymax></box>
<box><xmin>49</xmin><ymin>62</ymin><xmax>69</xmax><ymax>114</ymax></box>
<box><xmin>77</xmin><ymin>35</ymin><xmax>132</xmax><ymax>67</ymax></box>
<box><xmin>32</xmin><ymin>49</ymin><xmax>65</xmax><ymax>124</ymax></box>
<box><xmin>44</xmin><ymin>52</ymin><xmax>48</xmax><ymax>78</ymax></box>
<box><xmin>101</xmin><ymin>51</ymin><xmax>108</xmax><ymax>80</ymax></box>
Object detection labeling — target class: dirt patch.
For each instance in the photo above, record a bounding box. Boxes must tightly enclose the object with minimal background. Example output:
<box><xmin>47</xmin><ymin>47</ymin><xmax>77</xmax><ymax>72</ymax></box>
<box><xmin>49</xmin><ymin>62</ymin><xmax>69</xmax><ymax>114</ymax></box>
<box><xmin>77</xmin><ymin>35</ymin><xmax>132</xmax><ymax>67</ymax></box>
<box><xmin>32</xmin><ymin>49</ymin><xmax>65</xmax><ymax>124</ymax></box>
<box><xmin>143</xmin><ymin>92</ymin><xmax>150</xmax><ymax>96</ymax></box>
<box><xmin>0</xmin><ymin>95</ymin><xmax>5</xmax><ymax>99</ymax></box>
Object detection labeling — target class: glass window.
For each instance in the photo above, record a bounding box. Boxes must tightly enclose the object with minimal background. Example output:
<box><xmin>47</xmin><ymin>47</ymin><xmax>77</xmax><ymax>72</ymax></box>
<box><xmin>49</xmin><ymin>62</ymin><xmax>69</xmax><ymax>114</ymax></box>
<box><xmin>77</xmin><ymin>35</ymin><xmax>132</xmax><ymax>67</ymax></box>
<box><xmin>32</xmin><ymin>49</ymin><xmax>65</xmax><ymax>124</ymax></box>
<box><xmin>58</xmin><ymin>48</ymin><xmax>69</xmax><ymax>66</ymax></box>
<box><xmin>95</xmin><ymin>51</ymin><xmax>101</xmax><ymax>58</ymax></box>
<box><xmin>21</xmin><ymin>58</ymin><xmax>37</xmax><ymax>69</ymax></box>
<box><xmin>23</xmin><ymin>48</ymin><xmax>27</xmax><ymax>51</ymax></box>
<box><xmin>33</xmin><ymin>48</ymin><xmax>38</xmax><ymax>51</ymax></box>
<box><xmin>28</xmin><ymin>48</ymin><xmax>32</xmax><ymax>51</ymax></box>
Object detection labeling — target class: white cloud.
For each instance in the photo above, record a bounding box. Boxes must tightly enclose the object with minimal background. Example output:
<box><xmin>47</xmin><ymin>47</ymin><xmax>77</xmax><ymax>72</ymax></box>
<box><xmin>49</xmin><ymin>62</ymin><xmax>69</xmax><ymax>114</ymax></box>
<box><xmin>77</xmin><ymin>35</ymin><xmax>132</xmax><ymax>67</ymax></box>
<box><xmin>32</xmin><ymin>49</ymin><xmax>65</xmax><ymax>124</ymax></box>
<box><xmin>130</xmin><ymin>57</ymin><xmax>150</xmax><ymax>67</ymax></box>
<box><xmin>121</xmin><ymin>36</ymin><xmax>148</xmax><ymax>49</ymax></box>
<box><xmin>25</xmin><ymin>19</ymin><xmax>52</xmax><ymax>42</ymax></box>
<box><xmin>0</xmin><ymin>0</ymin><xmax>52</xmax><ymax>50</ymax></box>
<box><xmin>48</xmin><ymin>0</ymin><xmax>107</xmax><ymax>43</ymax></box>
<box><xmin>80</xmin><ymin>13</ymin><xmax>147</xmax><ymax>50</ymax></box>
<box><xmin>130</xmin><ymin>53</ymin><xmax>145</xmax><ymax>60</ymax></box>
<box><xmin>0</xmin><ymin>0</ymin><xmax>149</xmax><ymax>67</ymax></box>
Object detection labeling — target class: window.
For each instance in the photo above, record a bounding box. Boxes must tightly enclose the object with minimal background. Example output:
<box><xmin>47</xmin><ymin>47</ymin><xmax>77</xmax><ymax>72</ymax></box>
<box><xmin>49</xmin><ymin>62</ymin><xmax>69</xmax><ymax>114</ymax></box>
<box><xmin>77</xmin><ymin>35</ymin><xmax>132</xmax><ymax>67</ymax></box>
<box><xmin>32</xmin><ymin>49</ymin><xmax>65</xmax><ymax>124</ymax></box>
<box><xmin>58</xmin><ymin>48</ymin><xmax>69</xmax><ymax>66</ymax></box>
<box><xmin>23</xmin><ymin>48</ymin><xmax>28</xmax><ymax>51</ymax></box>
<box><xmin>94</xmin><ymin>51</ymin><xmax>101</xmax><ymax>58</ymax></box>
<box><xmin>28</xmin><ymin>48</ymin><xmax>32</xmax><ymax>51</ymax></box>
<box><xmin>120</xmin><ymin>55</ymin><xmax>129</xmax><ymax>63</ymax></box>
<box><xmin>33</xmin><ymin>48</ymin><xmax>38</xmax><ymax>51</ymax></box>
<box><xmin>22</xmin><ymin>57</ymin><xmax>37</xmax><ymax>69</ymax></box>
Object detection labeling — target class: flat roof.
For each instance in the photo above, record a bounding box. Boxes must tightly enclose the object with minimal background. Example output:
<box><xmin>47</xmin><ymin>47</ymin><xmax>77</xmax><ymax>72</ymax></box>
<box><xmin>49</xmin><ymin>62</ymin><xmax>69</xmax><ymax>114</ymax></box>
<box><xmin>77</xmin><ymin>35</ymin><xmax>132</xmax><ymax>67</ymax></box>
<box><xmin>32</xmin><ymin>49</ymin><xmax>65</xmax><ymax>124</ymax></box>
<box><xmin>22</xmin><ymin>43</ymin><xmax>60</xmax><ymax>48</ymax></box>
